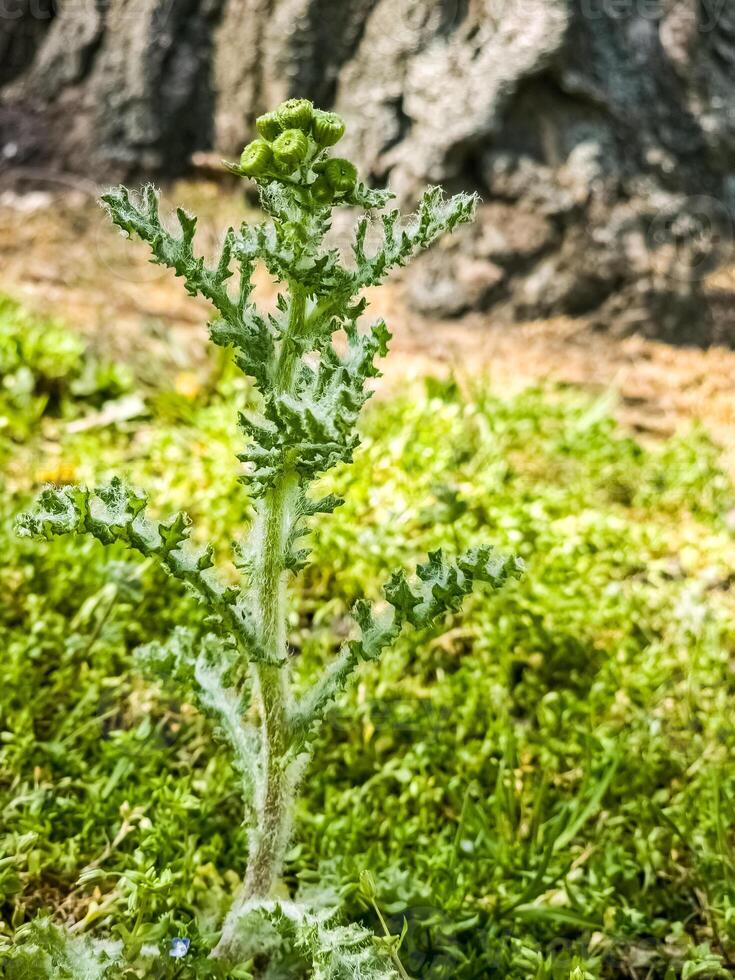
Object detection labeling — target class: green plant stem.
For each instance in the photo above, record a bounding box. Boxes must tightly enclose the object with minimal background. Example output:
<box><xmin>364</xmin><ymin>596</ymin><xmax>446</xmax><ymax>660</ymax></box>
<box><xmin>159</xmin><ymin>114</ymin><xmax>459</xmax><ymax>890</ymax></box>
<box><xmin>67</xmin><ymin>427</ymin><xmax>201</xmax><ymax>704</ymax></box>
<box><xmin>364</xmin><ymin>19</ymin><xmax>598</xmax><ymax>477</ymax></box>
<box><xmin>275</xmin><ymin>286</ymin><xmax>307</xmax><ymax>391</ymax></box>
<box><xmin>371</xmin><ymin>899</ymin><xmax>412</xmax><ymax>980</ymax></box>
<box><xmin>244</xmin><ymin>474</ymin><xmax>294</xmax><ymax>899</ymax></box>
<box><xmin>213</xmin><ymin>287</ymin><xmax>308</xmax><ymax>959</ymax></box>
<box><xmin>245</xmin><ymin>287</ymin><xmax>308</xmax><ymax>898</ymax></box>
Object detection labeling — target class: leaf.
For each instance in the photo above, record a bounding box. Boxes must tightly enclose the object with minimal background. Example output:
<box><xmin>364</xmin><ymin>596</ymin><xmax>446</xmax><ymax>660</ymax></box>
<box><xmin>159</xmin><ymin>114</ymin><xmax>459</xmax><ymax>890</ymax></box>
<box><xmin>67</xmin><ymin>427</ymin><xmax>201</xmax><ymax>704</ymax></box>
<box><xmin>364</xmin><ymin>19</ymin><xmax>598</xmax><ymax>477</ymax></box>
<box><xmin>217</xmin><ymin>899</ymin><xmax>400</xmax><ymax>978</ymax></box>
<box><xmin>354</xmin><ymin>187</ymin><xmax>478</xmax><ymax>288</ymax></box>
<box><xmin>4</xmin><ymin>918</ymin><xmax>122</xmax><ymax>979</ymax></box>
<box><xmin>102</xmin><ymin>186</ymin><xmax>275</xmax><ymax>392</ymax></box>
<box><xmin>294</xmin><ymin>545</ymin><xmax>523</xmax><ymax>734</ymax></box>
<box><xmin>238</xmin><ymin>320</ymin><xmax>392</xmax><ymax>495</ymax></box>
<box><xmin>383</xmin><ymin>570</ymin><xmax>422</xmax><ymax>621</ymax></box>
<box><xmin>16</xmin><ymin>480</ymin><xmax>271</xmax><ymax>663</ymax></box>
<box><xmin>137</xmin><ymin>629</ymin><xmax>260</xmax><ymax>804</ymax></box>
<box><xmin>385</xmin><ymin>546</ymin><xmax>524</xmax><ymax>630</ymax></box>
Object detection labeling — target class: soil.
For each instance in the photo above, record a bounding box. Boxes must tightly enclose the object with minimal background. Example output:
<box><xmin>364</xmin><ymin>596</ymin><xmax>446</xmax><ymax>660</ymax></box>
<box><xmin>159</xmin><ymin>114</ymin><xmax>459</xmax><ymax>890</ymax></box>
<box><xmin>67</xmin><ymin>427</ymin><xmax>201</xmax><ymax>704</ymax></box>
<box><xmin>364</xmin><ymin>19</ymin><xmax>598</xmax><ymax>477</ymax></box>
<box><xmin>2</xmin><ymin>178</ymin><xmax>734</xmax><ymax>476</ymax></box>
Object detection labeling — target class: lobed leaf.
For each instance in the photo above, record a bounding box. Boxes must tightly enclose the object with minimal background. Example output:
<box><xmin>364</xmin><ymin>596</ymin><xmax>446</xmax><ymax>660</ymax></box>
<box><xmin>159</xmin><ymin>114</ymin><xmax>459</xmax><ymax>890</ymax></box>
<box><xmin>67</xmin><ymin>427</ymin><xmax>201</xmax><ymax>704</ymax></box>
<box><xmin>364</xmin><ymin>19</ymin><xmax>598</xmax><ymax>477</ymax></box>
<box><xmin>218</xmin><ymin>899</ymin><xmax>400</xmax><ymax>978</ymax></box>
<box><xmin>238</xmin><ymin>320</ymin><xmax>391</xmax><ymax>495</ymax></box>
<box><xmin>16</xmin><ymin>479</ymin><xmax>275</xmax><ymax>664</ymax></box>
<box><xmin>293</xmin><ymin>546</ymin><xmax>524</xmax><ymax>735</ymax></box>
<box><xmin>138</xmin><ymin>628</ymin><xmax>261</xmax><ymax>805</ymax></box>
<box><xmin>2</xmin><ymin>918</ymin><xmax>122</xmax><ymax>979</ymax></box>
<box><xmin>102</xmin><ymin>186</ymin><xmax>275</xmax><ymax>391</ymax></box>
<box><xmin>354</xmin><ymin>187</ymin><xmax>478</xmax><ymax>288</ymax></box>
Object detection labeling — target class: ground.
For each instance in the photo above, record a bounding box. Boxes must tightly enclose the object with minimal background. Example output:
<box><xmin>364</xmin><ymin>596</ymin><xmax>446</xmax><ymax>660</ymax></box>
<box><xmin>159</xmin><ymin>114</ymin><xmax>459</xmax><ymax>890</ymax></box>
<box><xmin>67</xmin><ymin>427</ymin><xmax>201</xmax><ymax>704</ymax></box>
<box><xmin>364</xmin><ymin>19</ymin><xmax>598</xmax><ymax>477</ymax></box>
<box><xmin>2</xmin><ymin>179</ymin><xmax>735</xmax><ymax>475</ymax></box>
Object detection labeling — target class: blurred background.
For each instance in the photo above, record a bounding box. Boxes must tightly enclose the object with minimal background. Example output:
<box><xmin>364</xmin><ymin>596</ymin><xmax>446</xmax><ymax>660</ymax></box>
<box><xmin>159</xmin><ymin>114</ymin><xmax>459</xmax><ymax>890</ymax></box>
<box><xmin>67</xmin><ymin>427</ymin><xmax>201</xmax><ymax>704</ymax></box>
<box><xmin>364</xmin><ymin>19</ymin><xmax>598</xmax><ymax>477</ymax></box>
<box><xmin>2</xmin><ymin>0</ymin><xmax>735</xmax><ymax>458</ymax></box>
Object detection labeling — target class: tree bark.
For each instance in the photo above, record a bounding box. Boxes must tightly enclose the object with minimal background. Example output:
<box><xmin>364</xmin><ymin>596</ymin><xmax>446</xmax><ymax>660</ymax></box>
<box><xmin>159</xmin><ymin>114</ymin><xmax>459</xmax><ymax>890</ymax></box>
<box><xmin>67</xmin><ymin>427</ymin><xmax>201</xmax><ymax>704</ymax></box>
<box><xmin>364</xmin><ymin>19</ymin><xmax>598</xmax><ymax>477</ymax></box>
<box><xmin>3</xmin><ymin>0</ymin><xmax>735</xmax><ymax>342</ymax></box>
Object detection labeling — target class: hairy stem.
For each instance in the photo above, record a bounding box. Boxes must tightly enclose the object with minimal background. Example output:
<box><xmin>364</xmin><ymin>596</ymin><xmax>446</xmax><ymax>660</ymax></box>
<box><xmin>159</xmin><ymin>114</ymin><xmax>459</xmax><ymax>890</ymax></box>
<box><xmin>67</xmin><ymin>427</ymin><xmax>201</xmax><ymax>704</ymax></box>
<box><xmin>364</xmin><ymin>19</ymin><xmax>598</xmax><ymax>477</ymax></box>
<box><xmin>275</xmin><ymin>286</ymin><xmax>307</xmax><ymax>390</ymax></box>
<box><xmin>246</xmin><ymin>285</ymin><xmax>308</xmax><ymax>896</ymax></box>
<box><xmin>245</xmin><ymin>474</ymin><xmax>294</xmax><ymax>899</ymax></box>
<box><xmin>212</xmin><ymin>287</ymin><xmax>307</xmax><ymax>959</ymax></box>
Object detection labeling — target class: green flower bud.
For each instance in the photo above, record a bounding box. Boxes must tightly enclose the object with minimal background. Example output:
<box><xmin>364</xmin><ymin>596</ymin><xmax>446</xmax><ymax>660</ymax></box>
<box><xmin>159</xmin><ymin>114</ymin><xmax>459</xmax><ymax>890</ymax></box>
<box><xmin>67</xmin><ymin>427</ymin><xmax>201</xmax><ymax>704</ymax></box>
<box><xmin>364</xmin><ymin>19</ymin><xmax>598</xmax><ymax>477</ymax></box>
<box><xmin>276</xmin><ymin>98</ymin><xmax>314</xmax><ymax>132</ymax></box>
<box><xmin>324</xmin><ymin>158</ymin><xmax>357</xmax><ymax>194</ymax></box>
<box><xmin>272</xmin><ymin>129</ymin><xmax>309</xmax><ymax>172</ymax></box>
<box><xmin>359</xmin><ymin>870</ymin><xmax>378</xmax><ymax>903</ymax></box>
<box><xmin>310</xmin><ymin>176</ymin><xmax>334</xmax><ymax>206</ymax></box>
<box><xmin>239</xmin><ymin>139</ymin><xmax>273</xmax><ymax>177</ymax></box>
<box><xmin>256</xmin><ymin>112</ymin><xmax>282</xmax><ymax>141</ymax></box>
<box><xmin>311</xmin><ymin>109</ymin><xmax>346</xmax><ymax>147</ymax></box>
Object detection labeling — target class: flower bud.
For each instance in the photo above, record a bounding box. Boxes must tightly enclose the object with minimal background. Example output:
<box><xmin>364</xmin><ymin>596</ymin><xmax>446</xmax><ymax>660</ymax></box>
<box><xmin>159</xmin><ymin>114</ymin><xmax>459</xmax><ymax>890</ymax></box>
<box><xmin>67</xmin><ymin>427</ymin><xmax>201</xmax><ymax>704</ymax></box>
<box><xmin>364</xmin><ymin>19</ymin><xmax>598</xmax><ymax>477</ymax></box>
<box><xmin>359</xmin><ymin>870</ymin><xmax>378</xmax><ymax>902</ymax></box>
<box><xmin>272</xmin><ymin>129</ymin><xmax>309</xmax><ymax>172</ymax></box>
<box><xmin>310</xmin><ymin>176</ymin><xmax>334</xmax><ymax>206</ymax></box>
<box><xmin>311</xmin><ymin>110</ymin><xmax>345</xmax><ymax>147</ymax></box>
<box><xmin>239</xmin><ymin>139</ymin><xmax>273</xmax><ymax>177</ymax></box>
<box><xmin>324</xmin><ymin>158</ymin><xmax>357</xmax><ymax>194</ymax></box>
<box><xmin>256</xmin><ymin>112</ymin><xmax>282</xmax><ymax>141</ymax></box>
<box><xmin>276</xmin><ymin>98</ymin><xmax>314</xmax><ymax>132</ymax></box>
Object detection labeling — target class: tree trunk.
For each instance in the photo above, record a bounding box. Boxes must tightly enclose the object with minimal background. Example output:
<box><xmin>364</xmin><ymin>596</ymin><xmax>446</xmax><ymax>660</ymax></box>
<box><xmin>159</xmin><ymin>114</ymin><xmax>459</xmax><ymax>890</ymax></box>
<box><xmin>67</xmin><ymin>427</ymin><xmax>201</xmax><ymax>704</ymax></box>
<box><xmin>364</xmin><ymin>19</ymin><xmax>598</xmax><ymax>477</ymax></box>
<box><xmin>3</xmin><ymin>0</ymin><xmax>735</xmax><ymax>342</ymax></box>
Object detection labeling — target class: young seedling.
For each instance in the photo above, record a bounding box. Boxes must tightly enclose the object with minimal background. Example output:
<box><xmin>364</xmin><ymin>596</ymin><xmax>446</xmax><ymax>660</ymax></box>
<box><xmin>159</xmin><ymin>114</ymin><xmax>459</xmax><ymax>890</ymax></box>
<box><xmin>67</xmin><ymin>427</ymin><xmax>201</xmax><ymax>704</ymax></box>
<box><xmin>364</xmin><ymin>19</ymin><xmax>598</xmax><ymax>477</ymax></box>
<box><xmin>18</xmin><ymin>99</ymin><xmax>523</xmax><ymax>974</ymax></box>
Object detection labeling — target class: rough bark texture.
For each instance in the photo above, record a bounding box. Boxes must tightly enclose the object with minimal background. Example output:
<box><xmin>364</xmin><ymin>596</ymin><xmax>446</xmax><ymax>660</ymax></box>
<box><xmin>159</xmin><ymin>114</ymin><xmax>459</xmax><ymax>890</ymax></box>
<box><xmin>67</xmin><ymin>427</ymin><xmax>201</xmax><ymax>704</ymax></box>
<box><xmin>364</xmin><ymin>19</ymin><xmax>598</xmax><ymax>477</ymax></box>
<box><xmin>2</xmin><ymin>0</ymin><xmax>735</xmax><ymax>342</ymax></box>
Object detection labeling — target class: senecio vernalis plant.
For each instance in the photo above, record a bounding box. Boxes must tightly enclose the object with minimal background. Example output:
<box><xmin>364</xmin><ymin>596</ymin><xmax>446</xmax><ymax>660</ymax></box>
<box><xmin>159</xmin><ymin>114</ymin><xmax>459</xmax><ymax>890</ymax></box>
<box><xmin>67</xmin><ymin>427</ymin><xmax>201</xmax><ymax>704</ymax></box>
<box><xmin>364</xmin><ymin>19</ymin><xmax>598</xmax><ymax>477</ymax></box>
<box><xmin>16</xmin><ymin>100</ymin><xmax>523</xmax><ymax>977</ymax></box>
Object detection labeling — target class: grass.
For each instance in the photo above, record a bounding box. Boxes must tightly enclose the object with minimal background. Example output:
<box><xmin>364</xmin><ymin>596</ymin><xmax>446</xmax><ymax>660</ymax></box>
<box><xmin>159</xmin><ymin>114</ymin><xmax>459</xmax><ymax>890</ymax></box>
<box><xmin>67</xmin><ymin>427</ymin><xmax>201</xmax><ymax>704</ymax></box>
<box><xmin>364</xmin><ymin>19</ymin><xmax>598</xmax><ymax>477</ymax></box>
<box><xmin>1</xmin><ymin>294</ymin><xmax>735</xmax><ymax>977</ymax></box>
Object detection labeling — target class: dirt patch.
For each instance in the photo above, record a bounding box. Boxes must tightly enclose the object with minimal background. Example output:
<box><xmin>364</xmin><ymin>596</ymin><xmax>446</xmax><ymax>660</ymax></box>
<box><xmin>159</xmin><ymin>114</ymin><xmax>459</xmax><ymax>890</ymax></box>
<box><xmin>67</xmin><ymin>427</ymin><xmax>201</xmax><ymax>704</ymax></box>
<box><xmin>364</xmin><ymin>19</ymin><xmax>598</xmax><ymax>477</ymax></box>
<box><xmin>2</xmin><ymin>179</ymin><xmax>735</xmax><ymax>475</ymax></box>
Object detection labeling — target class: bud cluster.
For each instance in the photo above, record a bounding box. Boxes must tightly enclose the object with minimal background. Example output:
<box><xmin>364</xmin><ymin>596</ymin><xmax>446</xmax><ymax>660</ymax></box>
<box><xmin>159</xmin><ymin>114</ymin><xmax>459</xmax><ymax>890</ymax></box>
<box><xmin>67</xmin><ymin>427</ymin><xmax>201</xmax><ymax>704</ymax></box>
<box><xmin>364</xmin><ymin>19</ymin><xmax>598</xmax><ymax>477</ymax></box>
<box><xmin>231</xmin><ymin>98</ymin><xmax>356</xmax><ymax>209</ymax></box>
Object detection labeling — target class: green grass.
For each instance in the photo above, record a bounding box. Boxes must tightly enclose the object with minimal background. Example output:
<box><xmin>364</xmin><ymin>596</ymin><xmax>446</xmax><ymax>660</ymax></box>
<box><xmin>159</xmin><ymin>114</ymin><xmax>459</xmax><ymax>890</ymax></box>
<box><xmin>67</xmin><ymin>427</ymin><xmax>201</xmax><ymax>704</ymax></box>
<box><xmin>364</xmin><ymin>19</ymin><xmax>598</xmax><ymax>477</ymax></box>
<box><xmin>1</xmin><ymin>295</ymin><xmax>735</xmax><ymax>977</ymax></box>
